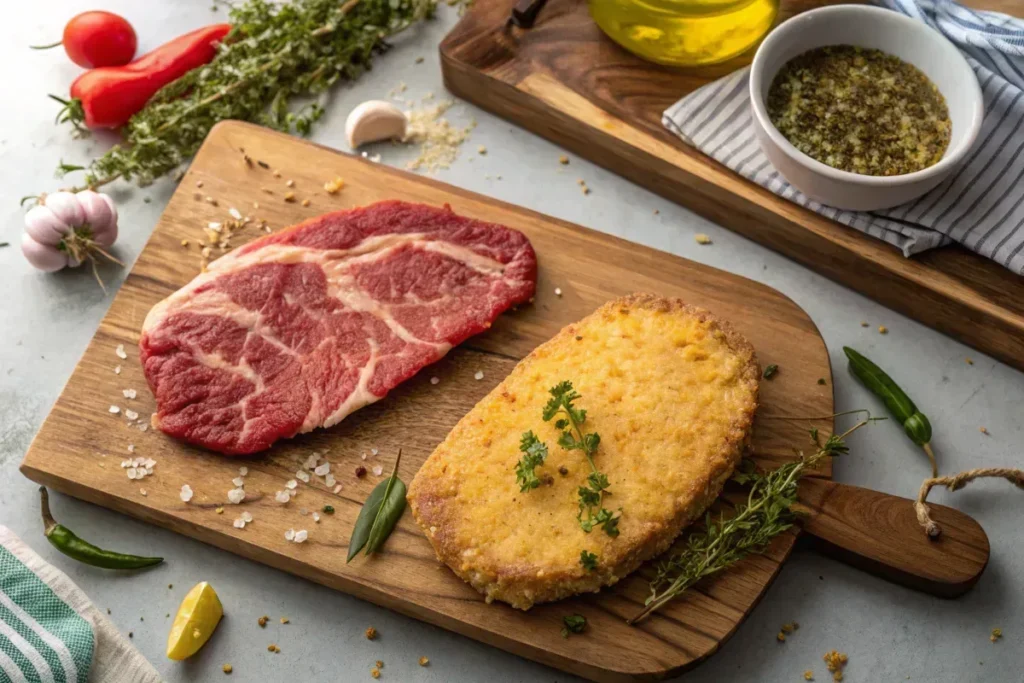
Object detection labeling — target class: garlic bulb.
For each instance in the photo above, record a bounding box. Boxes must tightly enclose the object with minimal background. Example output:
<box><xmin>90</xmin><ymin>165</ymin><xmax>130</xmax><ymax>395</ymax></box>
<box><xmin>22</xmin><ymin>190</ymin><xmax>119</xmax><ymax>274</ymax></box>
<box><xmin>345</xmin><ymin>100</ymin><xmax>409</xmax><ymax>149</ymax></box>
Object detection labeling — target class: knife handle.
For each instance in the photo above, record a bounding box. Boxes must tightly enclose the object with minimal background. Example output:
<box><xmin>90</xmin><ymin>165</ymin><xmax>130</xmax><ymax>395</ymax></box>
<box><xmin>796</xmin><ymin>477</ymin><xmax>989</xmax><ymax>597</ymax></box>
<box><xmin>510</xmin><ymin>0</ymin><xmax>550</xmax><ymax>28</ymax></box>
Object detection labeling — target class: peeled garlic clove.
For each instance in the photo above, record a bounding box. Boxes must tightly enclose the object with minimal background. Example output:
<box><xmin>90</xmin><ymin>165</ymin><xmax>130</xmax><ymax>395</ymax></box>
<box><xmin>345</xmin><ymin>100</ymin><xmax>408</xmax><ymax>149</ymax></box>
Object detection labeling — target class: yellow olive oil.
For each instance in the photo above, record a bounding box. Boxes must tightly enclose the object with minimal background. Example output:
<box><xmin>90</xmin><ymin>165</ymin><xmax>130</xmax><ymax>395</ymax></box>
<box><xmin>589</xmin><ymin>0</ymin><xmax>779</xmax><ymax>67</ymax></box>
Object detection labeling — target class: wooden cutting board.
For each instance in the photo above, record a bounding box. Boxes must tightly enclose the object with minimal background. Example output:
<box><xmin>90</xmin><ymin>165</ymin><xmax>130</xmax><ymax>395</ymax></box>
<box><xmin>20</xmin><ymin>122</ymin><xmax>987</xmax><ymax>682</ymax></box>
<box><xmin>439</xmin><ymin>0</ymin><xmax>1024</xmax><ymax>374</ymax></box>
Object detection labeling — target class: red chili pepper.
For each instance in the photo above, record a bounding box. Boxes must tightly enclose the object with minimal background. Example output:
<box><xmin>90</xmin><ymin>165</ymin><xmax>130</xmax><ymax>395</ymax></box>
<box><xmin>53</xmin><ymin>24</ymin><xmax>231</xmax><ymax>131</ymax></box>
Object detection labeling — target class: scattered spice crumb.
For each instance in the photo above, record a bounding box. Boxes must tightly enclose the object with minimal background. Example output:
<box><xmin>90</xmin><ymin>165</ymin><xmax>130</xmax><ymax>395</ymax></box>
<box><xmin>222</xmin><ymin>664</ymin><xmax>233</xmax><ymax>674</ymax></box>
<box><xmin>763</xmin><ymin>364</ymin><xmax>779</xmax><ymax>380</ymax></box>
<box><xmin>695</xmin><ymin>233</ymin><xmax>712</xmax><ymax>245</ymax></box>
<box><xmin>284</xmin><ymin>191</ymin><xmax>296</xmax><ymax>203</ymax></box>
<box><xmin>860</xmin><ymin>321</ymin><xmax>869</xmax><ymax>327</ymax></box>
<box><xmin>653</xmin><ymin>209</ymin><xmax>660</xmax><ymax>215</ymax></box>
<box><xmin>370</xmin><ymin>668</ymin><xmax>380</xmax><ymax>679</ymax></box>
<box><xmin>559</xmin><ymin>155</ymin><xmax>569</xmax><ymax>165</ymax></box>
<box><xmin>215</xmin><ymin>506</ymin><xmax>224</xmax><ymax>514</ymax></box>
<box><xmin>419</xmin><ymin>656</ymin><xmax>429</xmax><ymax>666</ymax></box>
<box><xmin>128</xmin><ymin>632</ymin><xmax>133</xmax><ymax>639</ymax></box>
<box><xmin>404</xmin><ymin>100</ymin><xmax>475</xmax><ymax>173</ymax></box>
<box><xmin>356</xmin><ymin>466</ymin><xmax>367</xmax><ymax>478</ymax></box>
<box><xmin>376</xmin><ymin>660</ymin><xmax>383</xmax><ymax>668</ymax></box>
<box><xmin>781</xmin><ymin>622</ymin><xmax>798</xmax><ymax>633</ymax></box>
<box><xmin>302</xmin><ymin>199</ymin><xmax>311</xmax><ymax>207</ymax></box>
<box><xmin>181</xmin><ymin>239</ymin><xmax>190</xmax><ymax>247</ymax></box>
<box><xmin>280</xmin><ymin>617</ymin><xmax>289</xmax><ymax>624</ymax></box>
<box><xmin>878</xmin><ymin>325</ymin><xmax>888</xmax><ymax>334</ymax></box>
<box><xmin>804</xmin><ymin>672</ymin><xmax>814</xmax><ymax>681</ymax></box>
<box><xmin>286</xmin><ymin>179</ymin><xmax>295</xmax><ymax>187</ymax></box>
<box><xmin>979</xmin><ymin>426</ymin><xmax>989</xmax><ymax>435</ymax></box>
<box><xmin>823</xmin><ymin>650</ymin><xmax>848</xmax><ymax>681</ymax></box>
<box><xmin>168</xmin><ymin>584</ymin><xmax>173</xmax><ymax>589</ymax></box>
<box><xmin>777</xmin><ymin>632</ymin><xmax>786</xmax><ymax>642</ymax></box>
<box><xmin>415</xmin><ymin>56</ymin><xmax>424</xmax><ymax>64</ymax></box>
<box><xmin>196</xmin><ymin>180</ymin><xmax>204</xmax><ymax>188</ymax></box>
<box><xmin>273</xmin><ymin>170</ymin><xmax>282</xmax><ymax>178</ymax></box>
<box><xmin>324</xmin><ymin>177</ymin><xmax>345</xmax><ymax>194</ymax></box>
<box><xmin>365</xmin><ymin>626</ymin><xmax>378</xmax><ymax>640</ymax></box>
<box><xmin>258</xmin><ymin>615</ymin><xmax>268</xmax><ymax>628</ymax></box>
<box><xmin>991</xmin><ymin>627</ymin><xmax>1002</xmax><ymax>642</ymax></box>
<box><xmin>558</xmin><ymin>465</ymin><xmax>569</xmax><ymax>476</ymax></box>
<box><xmin>966</xmin><ymin>357</ymin><xmax>974</xmax><ymax>365</ymax></box>
<box><xmin>206</xmin><ymin>196</ymin><xmax>218</xmax><ymax>206</ymax></box>
<box><xmin>267</xmin><ymin>644</ymin><xmax>280</xmax><ymax>653</ymax></box>
<box><xmin>477</xmin><ymin>145</ymin><xmax>487</xmax><ymax>155</ymax></box>
<box><xmin>817</xmin><ymin>378</ymin><xmax>827</xmax><ymax>385</ymax></box>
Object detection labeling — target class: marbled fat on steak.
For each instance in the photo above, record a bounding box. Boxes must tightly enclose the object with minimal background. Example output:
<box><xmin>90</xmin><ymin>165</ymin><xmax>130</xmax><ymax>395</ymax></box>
<box><xmin>140</xmin><ymin>200</ymin><xmax>537</xmax><ymax>455</ymax></box>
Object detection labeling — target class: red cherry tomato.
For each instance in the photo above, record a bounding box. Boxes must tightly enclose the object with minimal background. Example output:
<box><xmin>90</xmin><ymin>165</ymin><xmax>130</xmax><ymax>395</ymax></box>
<box><xmin>36</xmin><ymin>11</ymin><xmax>138</xmax><ymax>68</ymax></box>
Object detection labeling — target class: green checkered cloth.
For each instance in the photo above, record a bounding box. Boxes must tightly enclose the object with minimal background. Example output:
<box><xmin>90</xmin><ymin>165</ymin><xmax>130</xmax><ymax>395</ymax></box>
<box><xmin>0</xmin><ymin>526</ymin><xmax>160</xmax><ymax>683</ymax></box>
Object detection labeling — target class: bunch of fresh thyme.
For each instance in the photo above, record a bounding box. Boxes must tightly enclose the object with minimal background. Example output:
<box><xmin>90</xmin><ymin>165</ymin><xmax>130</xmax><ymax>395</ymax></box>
<box><xmin>515</xmin><ymin>382</ymin><xmax>620</xmax><ymax>543</ymax></box>
<box><xmin>627</xmin><ymin>417</ymin><xmax>879</xmax><ymax>625</ymax></box>
<box><xmin>48</xmin><ymin>0</ymin><xmax>461</xmax><ymax>197</ymax></box>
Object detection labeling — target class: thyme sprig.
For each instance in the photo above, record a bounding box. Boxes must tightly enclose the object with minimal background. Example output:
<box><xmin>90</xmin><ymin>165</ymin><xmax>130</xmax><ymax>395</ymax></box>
<box><xmin>628</xmin><ymin>416</ymin><xmax>881</xmax><ymax>625</ymax></box>
<box><xmin>515</xmin><ymin>381</ymin><xmax>620</xmax><ymax>538</ymax></box>
<box><xmin>46</xmin><ymin>0</ymin><xmax>461</xmax><ymax>198</ymax></box>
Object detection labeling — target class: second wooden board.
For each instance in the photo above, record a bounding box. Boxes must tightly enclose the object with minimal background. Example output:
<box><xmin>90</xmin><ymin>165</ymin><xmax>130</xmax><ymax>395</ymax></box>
<box><xmin>439</xmin><ymin>0</ymin><xmax>1024</xmax><ymax>373</ymax></box>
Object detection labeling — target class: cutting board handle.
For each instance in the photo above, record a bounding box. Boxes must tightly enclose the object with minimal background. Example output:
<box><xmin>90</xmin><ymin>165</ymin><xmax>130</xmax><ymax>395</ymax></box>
<box><xmin>797</xmin><ymin>478</ymin><xmax>990</xmax><ymax>597</ymax></box>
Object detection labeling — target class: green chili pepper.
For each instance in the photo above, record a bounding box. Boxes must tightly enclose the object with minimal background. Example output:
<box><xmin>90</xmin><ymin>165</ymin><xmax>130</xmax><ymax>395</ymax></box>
<box><xmin>843</xmin><ymin>347</ymin><xmax>937</xmax><ymax>476</ymax></box>
<box><xmin>40</xmin><ymin>487</ymin><xmax>163</xmax><ymax>570</ymax></box>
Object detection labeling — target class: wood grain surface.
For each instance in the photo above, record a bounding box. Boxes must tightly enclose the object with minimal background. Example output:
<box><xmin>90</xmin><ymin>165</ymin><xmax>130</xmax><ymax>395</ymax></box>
<box><xmin>439</xmin><ymin>0</ymin><xmax>1024</xmax><ymax>374</ymax></box>
<box><xmin>18</xmin><ymin>122</ymin><xmax>986</xmax><ymax>681</ymax></box>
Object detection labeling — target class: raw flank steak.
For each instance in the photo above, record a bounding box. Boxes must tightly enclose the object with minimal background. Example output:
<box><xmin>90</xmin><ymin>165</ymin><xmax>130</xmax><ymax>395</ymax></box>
<box><xmin>140</xmin><ymin>200</ymin><xmax>537</xmax><ymax>455</ymax></box>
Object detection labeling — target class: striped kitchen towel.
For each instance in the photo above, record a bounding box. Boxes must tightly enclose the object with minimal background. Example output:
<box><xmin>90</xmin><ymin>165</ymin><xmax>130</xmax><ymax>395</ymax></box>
<box><xmin>663</xmin><ymin>0</ymin><xmax>1024</xmax><ymax>273</ymax></box>
<box><xmin>0</xmin><ymin>526</ymin><xmax>160</xmax><ymax>683</ymax></box>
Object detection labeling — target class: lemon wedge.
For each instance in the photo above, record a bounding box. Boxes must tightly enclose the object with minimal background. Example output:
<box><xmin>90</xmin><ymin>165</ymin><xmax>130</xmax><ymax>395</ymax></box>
<box><xmin>167</xmin><ymin>581</ymin><xmax>223</xmax><ymax>660</ymax></box>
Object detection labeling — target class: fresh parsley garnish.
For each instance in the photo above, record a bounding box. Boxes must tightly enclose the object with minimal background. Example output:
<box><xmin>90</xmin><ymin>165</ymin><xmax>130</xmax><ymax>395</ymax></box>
<box><xmin>518</xmin><ymin>381</ymin><xmax>621</xmax><ymax>536</ymax></box>
<box><xmin>561</xmin><ymin>614</ymin><xmax>587</xmax><ymax>638</ymax></box>
<box><xmin>515</xmin><ymin>431</ymin><xmax>549</xmax><ymax>492</ymax></box>
<box><xmin>580</xmin><ymin>550</ymin><xmax>598</xmax><ymax>571</ymax></box>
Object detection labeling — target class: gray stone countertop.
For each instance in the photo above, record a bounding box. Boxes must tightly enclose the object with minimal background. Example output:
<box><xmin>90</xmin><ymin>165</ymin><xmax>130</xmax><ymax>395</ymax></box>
<box><xmin>0</xmin><ymin>2</ymin><xmax>1020</xmax><ymax>681</ymax></box>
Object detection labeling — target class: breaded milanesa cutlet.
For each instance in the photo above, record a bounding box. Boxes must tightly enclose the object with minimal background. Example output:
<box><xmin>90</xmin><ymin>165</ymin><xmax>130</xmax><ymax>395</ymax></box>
<box><xmin>407</xmin><ymin>293</ymin><xmax>760</xmax><ymax>609</ymax></box>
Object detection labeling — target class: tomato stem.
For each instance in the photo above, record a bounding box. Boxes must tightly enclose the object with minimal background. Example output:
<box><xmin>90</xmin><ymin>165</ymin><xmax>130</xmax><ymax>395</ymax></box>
<box><xmin>30</xmin><ymin>40</ymin><xmax>63</xmax><ymax>50</ymax></box>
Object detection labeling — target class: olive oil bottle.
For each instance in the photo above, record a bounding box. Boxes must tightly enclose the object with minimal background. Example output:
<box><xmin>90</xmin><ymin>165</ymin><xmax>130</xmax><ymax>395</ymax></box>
<box><xmin>589</xmin><ymin>0</ymin><xmax>779</xmax><ymax>67</ymax></box>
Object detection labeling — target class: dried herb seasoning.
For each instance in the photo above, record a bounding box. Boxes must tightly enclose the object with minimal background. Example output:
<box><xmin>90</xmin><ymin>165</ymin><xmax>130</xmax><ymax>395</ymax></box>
<box><xmin>767</xmin><ymin>45</ymin><xmax>951</xmax><ymax>176</ymax></box>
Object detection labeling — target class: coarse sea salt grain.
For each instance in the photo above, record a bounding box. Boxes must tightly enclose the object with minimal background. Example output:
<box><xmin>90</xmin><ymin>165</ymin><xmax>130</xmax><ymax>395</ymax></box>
<box><xmin>294</xmin><ymin>530</ymin><xmax>308</xmax><ymax>543</ymax></box>
<box><xmin>275</xmin><ymin>490</ymin><xmax>290</xmax><ymax>503</ymax></box>
<box><xmin>372</xmin><ymin>465</ymin><xmax>384</xmax><ymax>477</ymax></box>
<box><xmin>115</xmin><ymin>344</ymin><xmax>127</xmax><ymax>360</ymax></box>
<box><xmin>122</xmin><ymin>389</ymin><xmax>137</xmax><ymax>399</ymax></box>
<box><xmin>313</xmin><ymin>512</ymin><xmax>320</xmax><ymax>523</ymax></box>
<box><xmin>114</xmin><ymin>365</ymin><xmax>122</xmax><ymax>375</ymax></box>
<box><xmin>127</xmin><ymin>444</ymin><xmax>135</xmax><ymax>453</ymax></box>
<box><xmin>124</xmin><ymin>409</ymin><xmax>139</xmax><ymax>421</ymax></box>
<box><xmin>127</xmin><ymin>468</ymin><xmax>139</xmax><ymax>480</ymax></box>
<box><xmin>474</xmin><ymin>370</ymin><xmax>484</xmax><ymax>380</ymax></box>
<box><xmin>239</xmin><ymin>466</ymin><xmax>248</xmax><ymax>476</ymax></box>
<box><xmin>140</xmin><ymin>489</ymin><xmax>147</xmax><ymax>496</ymax></box>
<box><xmin>109</xmin><ymin>405</ymin><xmax>121</xmax><ymax>414</ymax></box>
<box><xmin>232</xmin><ymin>477</ymin><xmax>245</xmax><ymax>487</ymax></box>
<box><xmin>229</xmin><ymin>207</ymin><xmax>243</xmax><ymax>221</ymax></box>
<box><xmin>555</xmin><ymin>287</ymin><xmax>562</xmax><ymax>296</ymax></box>
<box><xmin>304</xmin><ymin>454</ymin><xmax>319</xmax><ymax>470</ymax></box>
<box><xmin>288</xmin><ymin>489</ymin><xmax>297</xmax><ymax>498</ymax></box>
<box><xmin>180</xmin><ymin>485</ymin><xmax>193</xmax><ymax>502</ymax></box>
<box><xmin>241</xmin><ymin>511</ymin><xmax>253</xmax><ymax>523</ymax></box>
<box><xmin>233</xmin><ymin>518</ymin><xmax>246</xmax><ymax>529</ymax></box>
<box><xmin>333</xmin><ymin>484</ymin><xmax>343</xmax><ymax>494</ymax></box>
<box><xmin>285</xmin><ymin>479</ymin><xmax>298</xmax><ymax>490</ymax></box>
<box><xmin>371</xmin><ymin>448</ymin><xmax>378</xmax><ymax>456</ymax></box>
<box><xmin>324</xmin><ymin>473</ymin><xmax>336</xmax><ymax>488</ymax></box>
<box><xmin>285</xmin><ymin>529</ymin><xmax>296</xmax><ymax>541</ymax></box>
<box><xmin>430</xmin><ymin>377</ymin><xmax>440</xmax><ymax>385</ymax></box>
<box><xmin>314</xmin><ymin>463</ymin><xmax>330</xmax><ymax>476</ymax></box>
<box><xmin>296</xmin><ymin>471</ymin><xmax>310</xmax><ymax>483</ymax></box>
<box><xmin>144</xmin><ymin>458</ymin><xmax>156</xmax><ymax>468</ymax></box>
<box><xmin>227</xmin><ymin>488</ymin><xmax>245</xmax><ymax>504</ymax></box>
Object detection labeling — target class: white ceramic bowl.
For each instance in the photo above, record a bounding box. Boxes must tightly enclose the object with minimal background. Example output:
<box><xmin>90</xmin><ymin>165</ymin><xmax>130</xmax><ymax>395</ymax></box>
<box><xmin>749</xmin><ymin>5</ymin><xmax>984</xmax><ymax>211</ymax></box>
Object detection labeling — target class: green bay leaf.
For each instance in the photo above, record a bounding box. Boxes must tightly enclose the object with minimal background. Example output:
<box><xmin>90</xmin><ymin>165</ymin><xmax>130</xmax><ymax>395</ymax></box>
<box><xmin>347</xmin><ymin>450</ymin><xmax>406</xmax><ymax>562</ymax></box>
